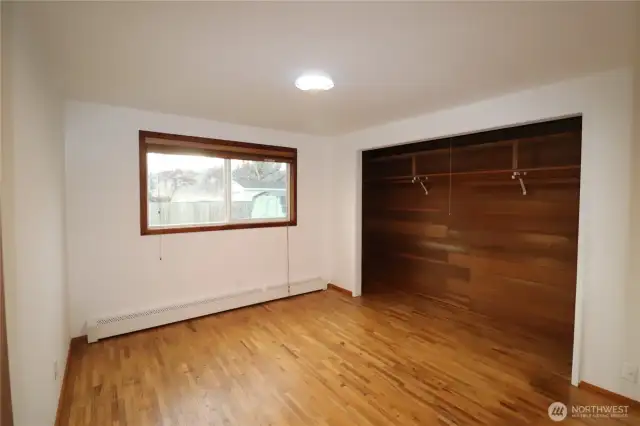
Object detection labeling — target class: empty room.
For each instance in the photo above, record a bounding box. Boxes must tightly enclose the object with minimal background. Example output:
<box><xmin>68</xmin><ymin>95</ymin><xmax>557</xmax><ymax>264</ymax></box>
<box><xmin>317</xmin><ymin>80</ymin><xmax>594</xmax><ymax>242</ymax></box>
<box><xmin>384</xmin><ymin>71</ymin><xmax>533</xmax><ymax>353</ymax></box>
<box><xmin>1</xmin><ymin>2</ymin><xmax>639</xmax><ymax>425</ymax></box>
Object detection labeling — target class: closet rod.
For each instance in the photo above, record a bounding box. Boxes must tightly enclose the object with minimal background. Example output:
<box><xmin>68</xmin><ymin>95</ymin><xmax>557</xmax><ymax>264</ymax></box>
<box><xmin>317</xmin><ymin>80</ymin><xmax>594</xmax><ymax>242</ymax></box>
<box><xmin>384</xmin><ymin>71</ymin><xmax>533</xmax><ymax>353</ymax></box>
<box><xmin>363</xmin><ymin>164</ymin><xmax>580</xmax><ymax>183</ymax></box>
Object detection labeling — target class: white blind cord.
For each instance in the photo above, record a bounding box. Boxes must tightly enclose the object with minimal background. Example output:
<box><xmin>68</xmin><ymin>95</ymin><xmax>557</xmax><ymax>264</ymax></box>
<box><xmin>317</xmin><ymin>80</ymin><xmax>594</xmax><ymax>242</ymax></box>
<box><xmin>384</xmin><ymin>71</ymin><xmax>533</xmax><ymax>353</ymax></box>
<box><xmin>286</xmin><ymin>225</ymin><xmax>291</xmax><ymax>296</ymax></box>
<box><xmin>448</xmin><ymin>140</ymin><xmax>452</xmax><ymax>216</ymax></box>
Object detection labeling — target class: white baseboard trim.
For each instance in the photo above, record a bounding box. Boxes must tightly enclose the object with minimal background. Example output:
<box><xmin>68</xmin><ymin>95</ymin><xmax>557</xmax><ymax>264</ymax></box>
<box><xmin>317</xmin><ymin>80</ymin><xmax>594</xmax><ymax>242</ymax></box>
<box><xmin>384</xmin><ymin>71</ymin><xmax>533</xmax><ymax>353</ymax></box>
<box><xmin>87</xmin><ymin>278</ymin><xmax>327</xmax><ymax>343</ymax></box>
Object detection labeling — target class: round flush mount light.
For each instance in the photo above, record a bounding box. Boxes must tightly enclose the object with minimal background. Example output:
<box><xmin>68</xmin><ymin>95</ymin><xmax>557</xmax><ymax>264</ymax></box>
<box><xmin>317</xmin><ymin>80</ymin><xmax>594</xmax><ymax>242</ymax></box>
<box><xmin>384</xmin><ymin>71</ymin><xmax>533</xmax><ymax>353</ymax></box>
<box><xmin>295</xmin><ymin>72</ymin><xmax>334</xmax><ymax>92</ymax></box>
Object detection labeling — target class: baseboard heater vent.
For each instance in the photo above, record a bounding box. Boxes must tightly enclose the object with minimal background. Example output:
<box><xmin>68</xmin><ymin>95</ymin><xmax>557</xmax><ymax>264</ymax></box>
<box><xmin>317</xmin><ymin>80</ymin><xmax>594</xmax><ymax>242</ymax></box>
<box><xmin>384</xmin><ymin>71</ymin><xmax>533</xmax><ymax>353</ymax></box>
<box><xmin>88</xmin><ymin>278</ymin><xmax>327</xmax><ymax>343</ymax></box>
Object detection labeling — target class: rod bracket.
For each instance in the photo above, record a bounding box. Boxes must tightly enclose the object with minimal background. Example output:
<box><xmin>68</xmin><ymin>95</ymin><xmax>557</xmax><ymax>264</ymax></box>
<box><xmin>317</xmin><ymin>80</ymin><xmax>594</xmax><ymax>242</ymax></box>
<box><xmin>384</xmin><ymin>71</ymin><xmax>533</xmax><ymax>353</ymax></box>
<box><xmin>412</xmin><ymin>176</ymin><xmax>429</xmax><ymax>195</ymax></box>
<box><xmin>512</xmin><ymin>171</ymin><xmax>527</xmax><ymax>195</ymax></box>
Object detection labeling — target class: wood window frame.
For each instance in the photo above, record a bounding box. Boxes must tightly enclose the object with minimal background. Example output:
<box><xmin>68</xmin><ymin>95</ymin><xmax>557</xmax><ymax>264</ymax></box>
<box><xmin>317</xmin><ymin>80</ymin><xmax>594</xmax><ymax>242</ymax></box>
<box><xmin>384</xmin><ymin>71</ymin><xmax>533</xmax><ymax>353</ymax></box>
<box><xmin>139</xmin><ymin>130</ymin><xmax>297</xmax><ymax>235</ymax></box>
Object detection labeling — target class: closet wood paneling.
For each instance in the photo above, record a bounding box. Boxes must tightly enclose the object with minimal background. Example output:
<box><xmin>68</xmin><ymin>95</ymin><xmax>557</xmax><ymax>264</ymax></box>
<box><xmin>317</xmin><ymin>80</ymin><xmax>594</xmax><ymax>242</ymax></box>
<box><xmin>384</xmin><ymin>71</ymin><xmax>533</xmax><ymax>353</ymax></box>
<box><xmin>362</xmin><ymin>118</ymin><xmax>581</xmax><ymax>345</ymax></box>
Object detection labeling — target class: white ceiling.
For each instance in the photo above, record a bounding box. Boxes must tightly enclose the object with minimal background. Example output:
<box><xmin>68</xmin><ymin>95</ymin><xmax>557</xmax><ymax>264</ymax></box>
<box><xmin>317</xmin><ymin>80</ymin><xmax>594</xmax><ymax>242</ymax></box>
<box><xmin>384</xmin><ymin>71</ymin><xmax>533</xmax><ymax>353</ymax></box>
<box><xmin>24</xmin><ymin>1</ymin><xmax>638</xmax><ymax>136</ymax></box>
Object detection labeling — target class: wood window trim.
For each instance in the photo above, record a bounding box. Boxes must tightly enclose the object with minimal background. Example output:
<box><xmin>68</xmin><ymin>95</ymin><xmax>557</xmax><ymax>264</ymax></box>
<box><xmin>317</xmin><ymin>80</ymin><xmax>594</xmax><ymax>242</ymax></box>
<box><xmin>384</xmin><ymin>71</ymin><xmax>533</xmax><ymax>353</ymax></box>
<box><xmin>139</xmin><ymin>130</ymin><xmax>297</xmax><ymax>235</ymax></box>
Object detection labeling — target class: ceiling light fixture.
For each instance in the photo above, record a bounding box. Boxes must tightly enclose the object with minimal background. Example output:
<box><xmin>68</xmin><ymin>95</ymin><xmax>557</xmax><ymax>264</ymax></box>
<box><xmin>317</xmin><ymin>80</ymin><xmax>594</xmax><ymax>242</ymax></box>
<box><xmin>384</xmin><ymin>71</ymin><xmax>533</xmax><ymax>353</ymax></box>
<box><xmin>295</xmin><ymin>72</ymin><xmax>334</xmax><ymax>92</ymax></box>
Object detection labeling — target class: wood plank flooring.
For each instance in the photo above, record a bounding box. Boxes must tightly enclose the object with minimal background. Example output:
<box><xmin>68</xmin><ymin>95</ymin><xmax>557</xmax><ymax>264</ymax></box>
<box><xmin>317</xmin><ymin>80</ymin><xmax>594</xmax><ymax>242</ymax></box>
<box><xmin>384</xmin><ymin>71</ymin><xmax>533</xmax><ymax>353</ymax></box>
<box><xmin>58</xmin><ymin>290</ymin><xmax>639</xmax><ymax>426</ymax></box>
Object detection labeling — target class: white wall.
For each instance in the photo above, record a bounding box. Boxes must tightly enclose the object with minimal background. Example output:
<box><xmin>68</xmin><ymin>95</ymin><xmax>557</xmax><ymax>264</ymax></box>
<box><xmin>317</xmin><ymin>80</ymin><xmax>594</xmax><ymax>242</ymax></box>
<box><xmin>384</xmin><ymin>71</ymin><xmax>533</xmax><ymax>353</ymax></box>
<box><xmin>65</xmin><ymin>101</ymin><xmax>332</xmax><ymax>337</ymax></box>
<box><xmin>1</xmin><ymin>4</ymin><xmax>69</xmax><ymax>426</ymax></box>
<box><xmin>622</xmin><ymin>7</ymin><xmax>640</xmax><ymax>401</ymax></box>
<box><xmin>331</xmin><ymin>68</ymin><xmax>638</xmax><ymax>400</ymax></box>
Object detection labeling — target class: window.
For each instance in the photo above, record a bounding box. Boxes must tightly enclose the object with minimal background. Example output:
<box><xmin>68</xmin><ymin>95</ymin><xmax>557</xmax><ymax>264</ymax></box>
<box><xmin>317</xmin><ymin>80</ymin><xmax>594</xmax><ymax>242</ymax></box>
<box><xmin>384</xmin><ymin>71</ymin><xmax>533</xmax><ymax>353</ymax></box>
<box><xmin>139</xmin><ymin>131</ymin><xmax>297</xmax><ymax>235</ymax></box>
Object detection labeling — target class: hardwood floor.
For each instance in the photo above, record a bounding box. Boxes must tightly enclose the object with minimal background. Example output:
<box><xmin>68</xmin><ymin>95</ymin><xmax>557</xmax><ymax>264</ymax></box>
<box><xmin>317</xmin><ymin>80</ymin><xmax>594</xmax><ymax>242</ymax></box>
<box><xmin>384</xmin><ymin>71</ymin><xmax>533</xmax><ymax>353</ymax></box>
<box><xmin>59</xmin><ymin>290</ymin><xmax>639</xmax><ymax>426</ymax></box>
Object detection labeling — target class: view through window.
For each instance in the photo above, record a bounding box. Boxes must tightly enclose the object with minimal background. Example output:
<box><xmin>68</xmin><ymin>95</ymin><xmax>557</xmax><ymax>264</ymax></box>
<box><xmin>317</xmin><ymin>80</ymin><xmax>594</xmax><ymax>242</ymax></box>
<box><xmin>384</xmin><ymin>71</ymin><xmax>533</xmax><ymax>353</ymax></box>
<box><xmin>140</xmin><ymin>131</ymin><xmax>296</xmax><ymax>234</ymax></box>
<box><xmin>230</xmin><ymin>159</ymin><xmax>288</xmax><ymax>221</ymax></box>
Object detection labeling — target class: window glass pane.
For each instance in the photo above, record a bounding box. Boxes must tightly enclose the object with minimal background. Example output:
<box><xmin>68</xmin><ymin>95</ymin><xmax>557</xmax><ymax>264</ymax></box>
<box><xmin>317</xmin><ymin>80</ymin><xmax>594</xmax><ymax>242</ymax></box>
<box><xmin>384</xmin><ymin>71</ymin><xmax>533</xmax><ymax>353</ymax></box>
<box><xmin>147</xmin><ymin>153</ymin><xmax>226</xmax><ymax>228</ymax></box>
<box><xmin>230</xmin><ymin>159</ymin><xmax>288</xmax><ymax>221</ymax></box>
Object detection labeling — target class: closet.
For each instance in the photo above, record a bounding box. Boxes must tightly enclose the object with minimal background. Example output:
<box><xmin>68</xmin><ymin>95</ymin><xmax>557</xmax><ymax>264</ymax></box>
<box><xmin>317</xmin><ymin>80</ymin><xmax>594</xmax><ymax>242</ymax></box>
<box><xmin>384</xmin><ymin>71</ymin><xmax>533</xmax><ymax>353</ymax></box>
<box><xmin>362</xmin><ymin>117</ymin><xmax>581</xmax><ymax>350</ymax></box>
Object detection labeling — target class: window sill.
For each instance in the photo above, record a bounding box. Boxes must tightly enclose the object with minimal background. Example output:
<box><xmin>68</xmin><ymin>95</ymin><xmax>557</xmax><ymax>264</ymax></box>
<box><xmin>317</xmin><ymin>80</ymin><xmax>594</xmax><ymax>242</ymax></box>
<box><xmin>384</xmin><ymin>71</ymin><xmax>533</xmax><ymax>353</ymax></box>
<box><xmin>141</xmin><ymin>219</ymin><xmax>297</xmax><ymax>235</ymax></box>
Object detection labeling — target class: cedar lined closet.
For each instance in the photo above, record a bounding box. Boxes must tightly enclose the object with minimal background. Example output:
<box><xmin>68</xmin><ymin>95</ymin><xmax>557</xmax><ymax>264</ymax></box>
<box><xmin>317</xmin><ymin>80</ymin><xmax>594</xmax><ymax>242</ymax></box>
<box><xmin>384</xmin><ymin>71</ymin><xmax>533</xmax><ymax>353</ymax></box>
<box><xmin>362</xmin><ymin>117</ymin><xmax>581</xmax><ymax>376</ymax></box>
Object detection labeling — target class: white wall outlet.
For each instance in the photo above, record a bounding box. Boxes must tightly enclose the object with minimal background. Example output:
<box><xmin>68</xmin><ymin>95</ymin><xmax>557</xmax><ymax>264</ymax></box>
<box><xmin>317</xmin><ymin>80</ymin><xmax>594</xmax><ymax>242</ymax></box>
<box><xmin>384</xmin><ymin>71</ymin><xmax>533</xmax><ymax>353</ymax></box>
<box><xmin>54</xmin><ymin>361</ymin><xmax>59</xmax><ymax>381</ymax></box>
<box><xmin>621</xmin><ymin>362</ymin><xmax>638</xmax><ymax>383</ymax></box>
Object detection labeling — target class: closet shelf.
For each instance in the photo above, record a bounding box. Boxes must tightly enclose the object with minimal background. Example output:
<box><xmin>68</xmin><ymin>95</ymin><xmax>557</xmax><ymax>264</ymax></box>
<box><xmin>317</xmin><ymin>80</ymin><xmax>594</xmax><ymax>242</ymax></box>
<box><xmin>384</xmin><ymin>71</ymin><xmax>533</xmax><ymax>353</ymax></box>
<box><xmin>365</xmin><ymin>131</ymin><xmax>577</xmax><ymax>163</ymax></box>
<box><xmin>363</xmin><ymin>164</ymin><xmax>580</xmax><ymax>183</ymax></box>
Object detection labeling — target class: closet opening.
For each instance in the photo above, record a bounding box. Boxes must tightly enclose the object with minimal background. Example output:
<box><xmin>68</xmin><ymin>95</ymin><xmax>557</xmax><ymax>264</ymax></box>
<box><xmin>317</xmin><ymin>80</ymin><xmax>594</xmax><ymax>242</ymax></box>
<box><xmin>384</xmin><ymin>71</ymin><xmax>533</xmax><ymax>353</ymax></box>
<box><xmin>361</xmin><ymin>116</ymin><xmax>582</xmax><ymax>382</ymax></box>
